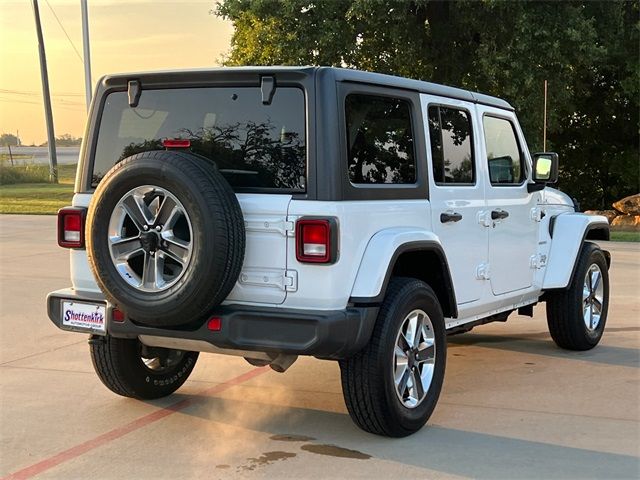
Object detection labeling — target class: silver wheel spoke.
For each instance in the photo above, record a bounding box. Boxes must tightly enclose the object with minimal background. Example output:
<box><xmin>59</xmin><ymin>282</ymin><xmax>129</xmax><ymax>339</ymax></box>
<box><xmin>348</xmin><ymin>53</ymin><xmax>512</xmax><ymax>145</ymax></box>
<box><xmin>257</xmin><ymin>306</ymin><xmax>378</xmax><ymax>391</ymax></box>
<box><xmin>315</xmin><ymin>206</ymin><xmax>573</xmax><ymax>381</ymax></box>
<box><xmin>155</xmin><ymin>196</ymin><xmax>179</xmax><ymax>228</ymax></box>
<box><xmin>405</xmin><ymin>313</ymin><xmax>417</xmax><ymax>347</ymax></box>
<box><xmin>412</xmin><ymin>368</ymin><xmax>425</xmax><ymax>400</ymax></box>
<box><xmin>397</xmin><ymin>368</ymin><xmax>411</xmax><ymax>396</ymax></box>
<box><xmin>413</xmin><ymin>313</ymin><xmax>425</xmax><ymax>348</ymax></box>
<box><xmin>395</xmin><ymin>345</ymin><xmax>408</xmax><ymax>359</ymax></box>
<box><xmin>141</xmin><ymin>252</ymin><xmax>159</xmax><ymax>289</ymax></box>
<box><xmin>417</xmin><ymin>343</ymin><xmax>435</xmax><ymax>364</ymax></box>
<box><xmin>592</xmin><ymin>297</ymin><xmax>603</xmax><ymax>314</ymax></box>
<box><xmin>591</xmin><ymin>270</ymin><xmax>601</xmax><ymax>293</ymax></box>
<box><xmin>162</xmin><ymin>236</ymin><xmax>190</xmax><ymax>265</ymax></box>
<box><xmin>122</xmin><ymin>194</ymin><xmax>153</xmax><ymax>230</ymax></box>
<box><xmin>398</xmin><ymin>333</ymin><xmax>411</xmax><ymax>352</ymax></box>
<box><xmin>110</xmin><ymin>236</ymin><xmax>142</xmax><ymax>260</ymax></box>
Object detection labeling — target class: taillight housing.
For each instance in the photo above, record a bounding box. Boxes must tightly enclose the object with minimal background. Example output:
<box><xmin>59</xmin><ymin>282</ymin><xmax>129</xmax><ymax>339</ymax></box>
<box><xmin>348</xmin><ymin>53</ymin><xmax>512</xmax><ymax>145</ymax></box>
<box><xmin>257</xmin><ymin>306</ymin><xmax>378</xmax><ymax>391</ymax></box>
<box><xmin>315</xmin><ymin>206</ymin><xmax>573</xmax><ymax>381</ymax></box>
<box><xmin>295</xmin><ymin>218</ymin><xmax>338</xmax><ymax>264</ymax></box>
<box><xmin>57</xmin><ymin>207</ymin><xmax>87</xmax><ymax>248</ymax></box>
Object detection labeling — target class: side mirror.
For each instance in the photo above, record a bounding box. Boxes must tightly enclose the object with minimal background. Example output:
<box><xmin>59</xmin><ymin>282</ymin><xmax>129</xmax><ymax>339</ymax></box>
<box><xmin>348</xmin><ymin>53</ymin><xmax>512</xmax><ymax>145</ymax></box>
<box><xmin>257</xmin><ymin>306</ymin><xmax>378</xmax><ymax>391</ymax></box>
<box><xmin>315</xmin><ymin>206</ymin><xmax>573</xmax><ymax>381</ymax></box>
<box><xmin>532</xmin><ymin>152</ymin><xmax>558</xmax><ymax>184</ymax></box>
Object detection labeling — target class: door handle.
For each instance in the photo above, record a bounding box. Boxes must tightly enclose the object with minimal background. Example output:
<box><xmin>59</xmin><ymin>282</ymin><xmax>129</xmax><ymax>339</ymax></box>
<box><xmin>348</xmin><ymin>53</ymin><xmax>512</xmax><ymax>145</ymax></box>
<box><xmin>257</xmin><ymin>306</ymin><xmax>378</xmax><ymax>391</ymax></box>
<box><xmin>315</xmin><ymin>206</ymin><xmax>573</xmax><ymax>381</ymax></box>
<box><xmin>491</xmin><ymin>209</ymin><xmax>509</xmax><ymax>220</ymax></box>
<box><xmin>440</xmin><ymin>212</ymin><xmax>463</xmax><ymax>223</ymax></box>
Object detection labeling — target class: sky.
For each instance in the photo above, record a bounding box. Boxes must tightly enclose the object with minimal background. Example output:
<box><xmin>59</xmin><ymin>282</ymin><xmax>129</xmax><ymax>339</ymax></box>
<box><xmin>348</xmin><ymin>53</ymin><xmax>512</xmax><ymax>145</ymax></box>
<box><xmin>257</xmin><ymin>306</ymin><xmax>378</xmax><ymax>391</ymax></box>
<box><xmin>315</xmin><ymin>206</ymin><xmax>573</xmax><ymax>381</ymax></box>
<box><xmin>0</xmin><ymin>0</ymin><xmax>234</xmax><ymax>145</ymax></box>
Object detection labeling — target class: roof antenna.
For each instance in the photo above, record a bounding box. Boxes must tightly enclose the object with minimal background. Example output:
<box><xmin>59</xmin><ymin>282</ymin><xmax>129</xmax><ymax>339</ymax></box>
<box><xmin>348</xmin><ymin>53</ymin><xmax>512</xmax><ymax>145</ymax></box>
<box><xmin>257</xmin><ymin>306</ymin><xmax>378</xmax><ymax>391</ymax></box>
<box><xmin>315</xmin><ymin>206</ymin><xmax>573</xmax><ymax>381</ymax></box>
<box><xmin>261</xmin><ymin>76</ymin><xmax>276</xmax><ymax>105</ymax></box>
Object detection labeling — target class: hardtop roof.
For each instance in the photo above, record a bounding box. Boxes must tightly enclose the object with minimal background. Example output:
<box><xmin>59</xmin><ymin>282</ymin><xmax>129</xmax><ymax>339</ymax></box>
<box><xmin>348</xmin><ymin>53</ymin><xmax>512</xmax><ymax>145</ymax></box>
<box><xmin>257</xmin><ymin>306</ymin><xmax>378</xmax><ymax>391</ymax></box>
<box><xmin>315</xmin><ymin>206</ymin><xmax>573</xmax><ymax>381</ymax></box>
<box><xmin>100</xmin><ymin>66</ymin><xmax>514</xmax><ymax>111</ymax></box>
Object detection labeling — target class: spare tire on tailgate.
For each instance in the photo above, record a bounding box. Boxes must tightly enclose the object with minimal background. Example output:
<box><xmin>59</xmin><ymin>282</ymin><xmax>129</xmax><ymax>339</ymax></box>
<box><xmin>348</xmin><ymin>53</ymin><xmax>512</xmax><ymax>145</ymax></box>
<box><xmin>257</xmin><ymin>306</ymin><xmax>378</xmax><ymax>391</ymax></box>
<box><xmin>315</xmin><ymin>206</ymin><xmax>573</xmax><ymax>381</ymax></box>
<box><xmin>86</xmin><ymin>150</ymin><xmax>245</xmax><ymax>327</ymax></box>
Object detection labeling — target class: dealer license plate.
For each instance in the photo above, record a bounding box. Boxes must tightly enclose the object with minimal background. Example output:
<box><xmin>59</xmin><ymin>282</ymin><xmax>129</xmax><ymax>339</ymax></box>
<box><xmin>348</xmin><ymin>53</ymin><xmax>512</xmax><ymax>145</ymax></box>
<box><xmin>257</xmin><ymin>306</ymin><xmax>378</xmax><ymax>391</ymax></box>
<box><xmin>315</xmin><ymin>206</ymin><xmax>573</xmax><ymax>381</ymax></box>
<box><xmin>61</xmin><ymin>301</ymin><xmax>106</xmax><ymax>334</ymax></box>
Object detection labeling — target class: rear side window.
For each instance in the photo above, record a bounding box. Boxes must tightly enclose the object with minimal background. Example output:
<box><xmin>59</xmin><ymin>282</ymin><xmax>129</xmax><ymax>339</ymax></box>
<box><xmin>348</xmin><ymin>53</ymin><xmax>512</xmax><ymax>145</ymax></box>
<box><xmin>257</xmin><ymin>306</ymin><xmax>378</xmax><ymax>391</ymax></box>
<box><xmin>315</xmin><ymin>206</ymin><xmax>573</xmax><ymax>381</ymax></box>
<box><xmin>345</xmin><ymin>94</ymin><xmax>416</xmax><ymax>184</ymax></box>
<box><xmin>427</xmin><ymin>106</ymin><xmax>474</xmax><ymax>185</ymax></box>
<box><xmin>92</xmin><ymin>87</ymin><xmax>306</xmax><ymax>192</ymax></box>
<box><xmin>483</xmin><ymin>116</ymin><xmax>524</xmax><ymax>185</ymax></box>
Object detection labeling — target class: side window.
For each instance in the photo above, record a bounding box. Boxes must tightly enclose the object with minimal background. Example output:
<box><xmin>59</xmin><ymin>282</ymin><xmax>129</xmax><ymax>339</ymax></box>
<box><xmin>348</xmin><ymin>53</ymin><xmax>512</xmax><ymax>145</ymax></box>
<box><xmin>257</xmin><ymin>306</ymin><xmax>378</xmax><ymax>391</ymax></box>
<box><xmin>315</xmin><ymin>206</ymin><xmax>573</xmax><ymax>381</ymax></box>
<box><xmin>483</xmin><ymin>116</ymin><xmax>524</xmax><ymax>185</ymax></box>
<box><xmin>346</xmin><ymin>94</ymin><xmax>416</xmax><ymax>184</ymax></box>
<box><xmin>427</xmin><ymin>106</ymin><xmax>474</xmax><ymax>184</ymax></box>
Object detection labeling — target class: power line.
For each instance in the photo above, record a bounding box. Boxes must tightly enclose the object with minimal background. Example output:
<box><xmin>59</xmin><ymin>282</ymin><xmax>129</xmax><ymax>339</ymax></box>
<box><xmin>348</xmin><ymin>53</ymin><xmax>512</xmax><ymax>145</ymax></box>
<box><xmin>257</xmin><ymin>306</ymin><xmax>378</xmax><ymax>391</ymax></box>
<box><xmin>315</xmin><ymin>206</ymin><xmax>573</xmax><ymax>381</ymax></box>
<box><xmin>0</xmin><ymin>96</ymin><xmax>86</xmax><ymax>109</ymax></box>
<box><xmin>0</xmin><ymin>89</ymin><xmax>84</xmax><ymax>98</ymax></box>
<box><xmin>44</xmin><ymin>0</ymin><xmax>84</xmax><ymax>65</ymax></box>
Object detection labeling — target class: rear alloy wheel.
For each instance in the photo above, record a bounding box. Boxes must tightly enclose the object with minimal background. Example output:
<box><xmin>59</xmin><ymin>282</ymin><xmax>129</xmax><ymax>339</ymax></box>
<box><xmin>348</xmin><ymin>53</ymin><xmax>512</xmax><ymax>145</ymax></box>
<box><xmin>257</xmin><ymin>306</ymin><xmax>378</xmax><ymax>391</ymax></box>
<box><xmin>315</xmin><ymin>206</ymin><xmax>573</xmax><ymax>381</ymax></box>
<box><xmin>340</xmin><ymin>277</ymin><xmax>446</xmax><ymax>437</ymax></box>
<box><xmin>546</xmin><ymin>242</ymin><xmax>609</xmax><ymax>351</ymax></box>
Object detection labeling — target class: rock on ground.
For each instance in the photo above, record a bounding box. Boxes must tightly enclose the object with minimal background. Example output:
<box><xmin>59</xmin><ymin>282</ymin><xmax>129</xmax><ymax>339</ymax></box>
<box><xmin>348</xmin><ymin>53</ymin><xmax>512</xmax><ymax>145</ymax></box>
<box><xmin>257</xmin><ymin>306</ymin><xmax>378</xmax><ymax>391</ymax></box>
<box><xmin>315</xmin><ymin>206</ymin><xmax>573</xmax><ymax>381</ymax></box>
<box><xmin>611</xmin><ymin>214</ymin><xmax>640</xmax><ymax>231</ymax></box>
<box><xmin>613</xmin><ymin>193</ymin><xmax>640</xmax><ymax>215</ymax></box>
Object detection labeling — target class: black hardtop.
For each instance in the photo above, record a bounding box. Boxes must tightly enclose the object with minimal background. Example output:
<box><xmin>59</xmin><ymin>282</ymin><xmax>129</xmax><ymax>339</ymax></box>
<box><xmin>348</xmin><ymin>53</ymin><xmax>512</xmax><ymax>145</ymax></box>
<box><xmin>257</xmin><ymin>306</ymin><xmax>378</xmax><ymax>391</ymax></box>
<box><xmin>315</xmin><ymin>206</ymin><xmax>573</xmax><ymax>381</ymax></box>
<box><xmin>99</xmin><ymin>66</ymin><xmax>513</xmax><ymax>111</ymax></box>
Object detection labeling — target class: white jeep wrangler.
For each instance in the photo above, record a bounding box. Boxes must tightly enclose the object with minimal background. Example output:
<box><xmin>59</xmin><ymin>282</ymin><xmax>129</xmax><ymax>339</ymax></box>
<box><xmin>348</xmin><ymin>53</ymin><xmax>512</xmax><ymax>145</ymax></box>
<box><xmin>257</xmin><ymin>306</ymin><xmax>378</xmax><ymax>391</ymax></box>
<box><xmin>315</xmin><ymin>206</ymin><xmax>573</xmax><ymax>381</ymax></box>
<box><xmin>48</xmin><ymin>67</ymin><xmax>611</xmax><ymax>437</ymax></box>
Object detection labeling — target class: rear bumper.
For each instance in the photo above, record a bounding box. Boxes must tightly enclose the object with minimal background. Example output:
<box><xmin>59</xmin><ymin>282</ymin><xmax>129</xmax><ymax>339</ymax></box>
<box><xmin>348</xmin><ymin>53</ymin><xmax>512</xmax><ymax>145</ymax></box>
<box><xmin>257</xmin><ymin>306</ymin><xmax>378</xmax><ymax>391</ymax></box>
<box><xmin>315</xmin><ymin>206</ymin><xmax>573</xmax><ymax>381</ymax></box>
<box><xmin>47</xmin><ymin>288</ymin><xmax>378</xmax><ymax>360</ymax></box>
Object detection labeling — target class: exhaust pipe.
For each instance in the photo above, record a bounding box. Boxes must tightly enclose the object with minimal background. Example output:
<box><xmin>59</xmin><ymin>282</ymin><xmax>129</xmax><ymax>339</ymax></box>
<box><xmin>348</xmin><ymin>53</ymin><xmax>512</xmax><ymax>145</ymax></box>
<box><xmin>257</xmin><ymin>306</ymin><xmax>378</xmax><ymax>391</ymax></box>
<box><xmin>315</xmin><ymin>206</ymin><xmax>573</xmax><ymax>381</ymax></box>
<box><xmin>245</xmin><ymin>353</ymin><xmax>298</xmax><ymax>373</ymax></box>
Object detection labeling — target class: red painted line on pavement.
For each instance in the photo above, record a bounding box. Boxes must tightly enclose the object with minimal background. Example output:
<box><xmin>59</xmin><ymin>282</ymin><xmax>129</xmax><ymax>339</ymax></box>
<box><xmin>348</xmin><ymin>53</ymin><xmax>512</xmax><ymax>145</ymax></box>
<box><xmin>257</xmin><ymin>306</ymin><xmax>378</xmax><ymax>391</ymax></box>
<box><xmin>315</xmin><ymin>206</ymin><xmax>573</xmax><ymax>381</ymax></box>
<box><xmin>3</xmin><ymin>367</ymin><xmax>268</xmax><ymax>480</ymax></box>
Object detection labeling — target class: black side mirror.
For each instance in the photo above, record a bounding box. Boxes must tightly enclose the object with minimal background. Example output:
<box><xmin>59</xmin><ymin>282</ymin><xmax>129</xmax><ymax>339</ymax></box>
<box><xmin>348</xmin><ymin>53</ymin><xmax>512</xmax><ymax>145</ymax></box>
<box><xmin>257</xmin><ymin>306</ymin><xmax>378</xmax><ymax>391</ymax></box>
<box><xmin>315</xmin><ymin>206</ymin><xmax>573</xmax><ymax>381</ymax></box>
<box><xmin>530</xmin><ymin>152</ymin><xmax>559</xmax><ymax>191</ymax></box>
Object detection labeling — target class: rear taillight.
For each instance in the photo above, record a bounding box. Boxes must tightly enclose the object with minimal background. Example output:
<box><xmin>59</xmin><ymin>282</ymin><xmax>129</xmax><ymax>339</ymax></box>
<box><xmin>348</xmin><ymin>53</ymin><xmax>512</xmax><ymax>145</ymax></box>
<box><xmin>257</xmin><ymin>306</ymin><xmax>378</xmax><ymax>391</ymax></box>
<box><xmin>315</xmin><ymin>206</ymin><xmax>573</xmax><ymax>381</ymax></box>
<box><xmin>57</xmin><ymin>207</ymin><xmax>86</xmax><ymax>248</ymax></box>
<box><xmin>295</xmin><ymin>218</ymin><xmax>338</xmax><ymax>264</ymax></box>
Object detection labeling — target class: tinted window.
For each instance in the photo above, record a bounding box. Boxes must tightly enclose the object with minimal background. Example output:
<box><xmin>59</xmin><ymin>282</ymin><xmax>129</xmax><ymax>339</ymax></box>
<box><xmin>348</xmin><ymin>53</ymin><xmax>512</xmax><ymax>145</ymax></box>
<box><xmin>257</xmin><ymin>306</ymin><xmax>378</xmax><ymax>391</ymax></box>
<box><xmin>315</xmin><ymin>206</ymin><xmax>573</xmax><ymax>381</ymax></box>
<box><xmin>483</xmin><ymin>116</ymin><xmax>523</xmax><ymax>185</ymax></box>
<box><xmin>428</xmin><ymin>106</ymin><xmax>474</xmax><ymax>184</ymax></box>
<box><xmin>346</xmin><ymin>94</ymin><xmax>416</xmax><ymax>184</ymax></box>
<box><xmin>93</xmin><ymin>87</ymin><xmax>306</xmax><ymax>191</ymax></box>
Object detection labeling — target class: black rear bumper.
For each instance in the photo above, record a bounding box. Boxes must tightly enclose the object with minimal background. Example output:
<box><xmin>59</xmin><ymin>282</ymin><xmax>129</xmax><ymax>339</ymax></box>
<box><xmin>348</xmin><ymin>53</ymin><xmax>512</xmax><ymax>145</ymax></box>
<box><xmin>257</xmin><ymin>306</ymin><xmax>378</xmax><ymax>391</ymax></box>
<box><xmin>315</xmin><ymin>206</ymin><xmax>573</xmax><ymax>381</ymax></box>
<box><xmin>47</xmin><ymin>288</ymin><xmax>378</xmax><ymax>360</ymax></box>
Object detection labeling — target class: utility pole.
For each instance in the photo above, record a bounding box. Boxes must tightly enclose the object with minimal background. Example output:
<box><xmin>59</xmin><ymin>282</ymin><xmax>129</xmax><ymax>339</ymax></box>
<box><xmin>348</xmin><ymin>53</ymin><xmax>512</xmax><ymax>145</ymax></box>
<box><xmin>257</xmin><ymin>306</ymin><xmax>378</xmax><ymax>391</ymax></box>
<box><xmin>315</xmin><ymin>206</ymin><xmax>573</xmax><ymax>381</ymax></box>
<box><xmin>32</xmin><ymin>0</ymin><xmax>58</xmax><ymax>183</ymax></box>
<box><xmin>543</xmin><ymin>79</ymin><xmax>548</xmax><ymax>152</ymax></box>
<box><xmin>80</xmin><ymin>0</ymin><xmax>92</xmax><ymax>111</ymax></box>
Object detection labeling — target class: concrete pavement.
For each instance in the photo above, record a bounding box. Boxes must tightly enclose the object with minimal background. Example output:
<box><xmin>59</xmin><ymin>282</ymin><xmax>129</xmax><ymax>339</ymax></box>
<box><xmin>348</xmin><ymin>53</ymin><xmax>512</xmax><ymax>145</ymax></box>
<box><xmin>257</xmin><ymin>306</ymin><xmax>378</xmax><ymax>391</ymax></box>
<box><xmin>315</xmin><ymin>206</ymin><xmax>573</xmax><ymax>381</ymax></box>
<box><xmin>1</xmin><ymin>215</ymin><xmax>638</xmax><ymax>479</ymax></box>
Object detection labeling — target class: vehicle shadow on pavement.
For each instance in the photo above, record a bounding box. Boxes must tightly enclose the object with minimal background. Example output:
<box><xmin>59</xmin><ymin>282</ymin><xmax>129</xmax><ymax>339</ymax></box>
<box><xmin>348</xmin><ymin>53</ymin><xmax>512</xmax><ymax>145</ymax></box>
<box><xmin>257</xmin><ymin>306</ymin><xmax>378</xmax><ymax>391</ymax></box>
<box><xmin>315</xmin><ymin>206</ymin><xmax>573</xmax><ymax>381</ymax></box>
<box><xmin>449</xmin><ymin>332</ymin><xmax>639</xmax><ymax>368</ymax></box>
<box><xmin>148</xmin><ymin>394</ymin><xmax>639</xmax><ymax>479</ymax></box>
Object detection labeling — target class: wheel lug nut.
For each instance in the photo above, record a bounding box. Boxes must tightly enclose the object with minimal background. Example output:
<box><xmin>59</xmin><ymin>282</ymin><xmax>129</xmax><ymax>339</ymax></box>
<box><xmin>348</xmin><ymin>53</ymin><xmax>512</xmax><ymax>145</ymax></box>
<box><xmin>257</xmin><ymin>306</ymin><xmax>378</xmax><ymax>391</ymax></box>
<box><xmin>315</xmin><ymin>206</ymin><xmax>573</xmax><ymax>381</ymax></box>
<box><xmin>155</xmin><ymin>225</ymin><xmax>162</xmax><ymax>231</ymax></box>
<box><xmin>143</xmin><ymin>225</ymin><xmax>149</xmax><ymax>231</ymax></box>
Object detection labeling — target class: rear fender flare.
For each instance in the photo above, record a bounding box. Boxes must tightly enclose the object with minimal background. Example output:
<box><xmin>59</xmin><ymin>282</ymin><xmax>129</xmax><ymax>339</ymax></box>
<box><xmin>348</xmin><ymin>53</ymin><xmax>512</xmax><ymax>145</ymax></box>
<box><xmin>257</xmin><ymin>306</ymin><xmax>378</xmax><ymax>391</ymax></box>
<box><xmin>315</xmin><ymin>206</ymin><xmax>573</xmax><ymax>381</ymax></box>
<box><xmin>349</xmin><ymin>228</ymin><xmax>457</xmax><ymax>317</ymax></box>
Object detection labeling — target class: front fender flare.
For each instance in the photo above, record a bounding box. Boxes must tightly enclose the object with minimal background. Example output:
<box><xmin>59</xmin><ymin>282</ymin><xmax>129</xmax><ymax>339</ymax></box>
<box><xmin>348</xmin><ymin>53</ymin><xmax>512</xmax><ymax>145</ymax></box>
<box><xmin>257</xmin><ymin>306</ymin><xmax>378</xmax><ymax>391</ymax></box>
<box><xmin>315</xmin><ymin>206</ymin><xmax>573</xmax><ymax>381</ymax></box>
<box><xmin>543</xmin><ymin>213</ymin><xmax>610</xmax><ymax>290</ymax></box>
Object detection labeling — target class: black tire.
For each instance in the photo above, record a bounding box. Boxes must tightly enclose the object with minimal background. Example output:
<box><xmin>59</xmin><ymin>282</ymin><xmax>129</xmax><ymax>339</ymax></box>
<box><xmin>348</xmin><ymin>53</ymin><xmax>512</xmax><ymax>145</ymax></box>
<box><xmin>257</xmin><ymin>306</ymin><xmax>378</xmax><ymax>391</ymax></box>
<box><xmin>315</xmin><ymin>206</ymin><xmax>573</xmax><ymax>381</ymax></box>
<box><xmin>86</xmin><ymin>151</ymin><xmax>245</xmax><ymax>327</ymax></box>
<box><xmin>546</xmin><ymin>242</ymin><xmax>610</xmax><ymax>351</ymax></box>
<box><xmin>339</xmin><ymin>277</ymin><xmax>446</xmax><ymax>437</ymax></box>
<box><xmin>89</xmin><ymin>335</ymin><xmax>198</xmax><ymax>399</ymax></box>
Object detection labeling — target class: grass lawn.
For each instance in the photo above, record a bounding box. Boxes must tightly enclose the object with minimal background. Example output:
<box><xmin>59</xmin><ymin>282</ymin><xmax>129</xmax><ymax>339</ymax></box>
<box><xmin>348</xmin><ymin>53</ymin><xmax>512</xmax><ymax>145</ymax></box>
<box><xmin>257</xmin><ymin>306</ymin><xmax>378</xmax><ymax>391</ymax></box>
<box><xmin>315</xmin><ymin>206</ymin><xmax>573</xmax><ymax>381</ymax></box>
<box><xmin>0</xmin><ymin>164</ymin><xmax>76</xmax><ymax>215</ymax></box>
<box><xmin>610</xmin><ymin>231</ymin><xmax>640</xmax><ymax>242</ymax></box>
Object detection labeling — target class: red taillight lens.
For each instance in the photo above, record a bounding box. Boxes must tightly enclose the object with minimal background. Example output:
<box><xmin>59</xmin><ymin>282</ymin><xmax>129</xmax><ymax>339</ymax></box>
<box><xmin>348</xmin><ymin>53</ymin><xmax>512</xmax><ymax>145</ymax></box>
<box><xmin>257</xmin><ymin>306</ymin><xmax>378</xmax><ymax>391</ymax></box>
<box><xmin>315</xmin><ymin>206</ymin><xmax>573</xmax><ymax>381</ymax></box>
<box><xmin>57</xmin><ymin>207</ymin><xmax>86</xmax><ymax>248</ymax></box>
<box><xmin>296</xmin><ymin>218</ymin><xmax>336</xmax><ymax>264</ymax></box>
<box><xmin>162</xmin><ymin>138</ymin><xmax>191</xmax><ymax>149</ymax></box>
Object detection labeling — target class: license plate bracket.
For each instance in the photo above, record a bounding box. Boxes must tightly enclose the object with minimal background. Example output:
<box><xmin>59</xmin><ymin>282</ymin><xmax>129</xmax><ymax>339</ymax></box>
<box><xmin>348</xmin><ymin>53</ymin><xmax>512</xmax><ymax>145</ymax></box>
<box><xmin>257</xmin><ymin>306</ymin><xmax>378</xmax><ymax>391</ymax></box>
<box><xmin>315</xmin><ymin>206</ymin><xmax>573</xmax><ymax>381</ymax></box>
<box><xmin>61</xmin><ymin>301</ymin><xmax>107</xmax><ymax>334</ymax></box>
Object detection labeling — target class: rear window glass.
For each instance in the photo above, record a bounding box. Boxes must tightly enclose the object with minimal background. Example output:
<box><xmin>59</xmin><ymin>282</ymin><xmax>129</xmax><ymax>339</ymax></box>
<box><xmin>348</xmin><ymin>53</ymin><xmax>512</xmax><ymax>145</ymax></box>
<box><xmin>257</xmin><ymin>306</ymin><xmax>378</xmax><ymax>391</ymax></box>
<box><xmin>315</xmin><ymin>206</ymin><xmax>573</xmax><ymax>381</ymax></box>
<box><xmin>92</xmin><ymin>87</ymin><xmax>306</xmax><ymax>191</ymax></box>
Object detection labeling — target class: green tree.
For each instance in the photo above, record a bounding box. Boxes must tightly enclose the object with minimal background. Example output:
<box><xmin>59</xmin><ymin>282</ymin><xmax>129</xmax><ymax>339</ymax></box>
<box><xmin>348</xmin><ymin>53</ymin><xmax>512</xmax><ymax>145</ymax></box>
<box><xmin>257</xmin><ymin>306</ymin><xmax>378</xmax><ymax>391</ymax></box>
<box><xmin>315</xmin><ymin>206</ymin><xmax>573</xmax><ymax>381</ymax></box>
<box><xmin>216</xmin><ymin>0</ymin><xmax>639</xmax><ymax>209</ymax></box>
<box><xmin>39</xmin><ymin>134</ymin><xmax>82</xmax><ymax>147</ymax></box>
<box><xmin>0</xmin><ymin>133</ymin><xmax>18</xmax><ymax>147</ymax></box>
